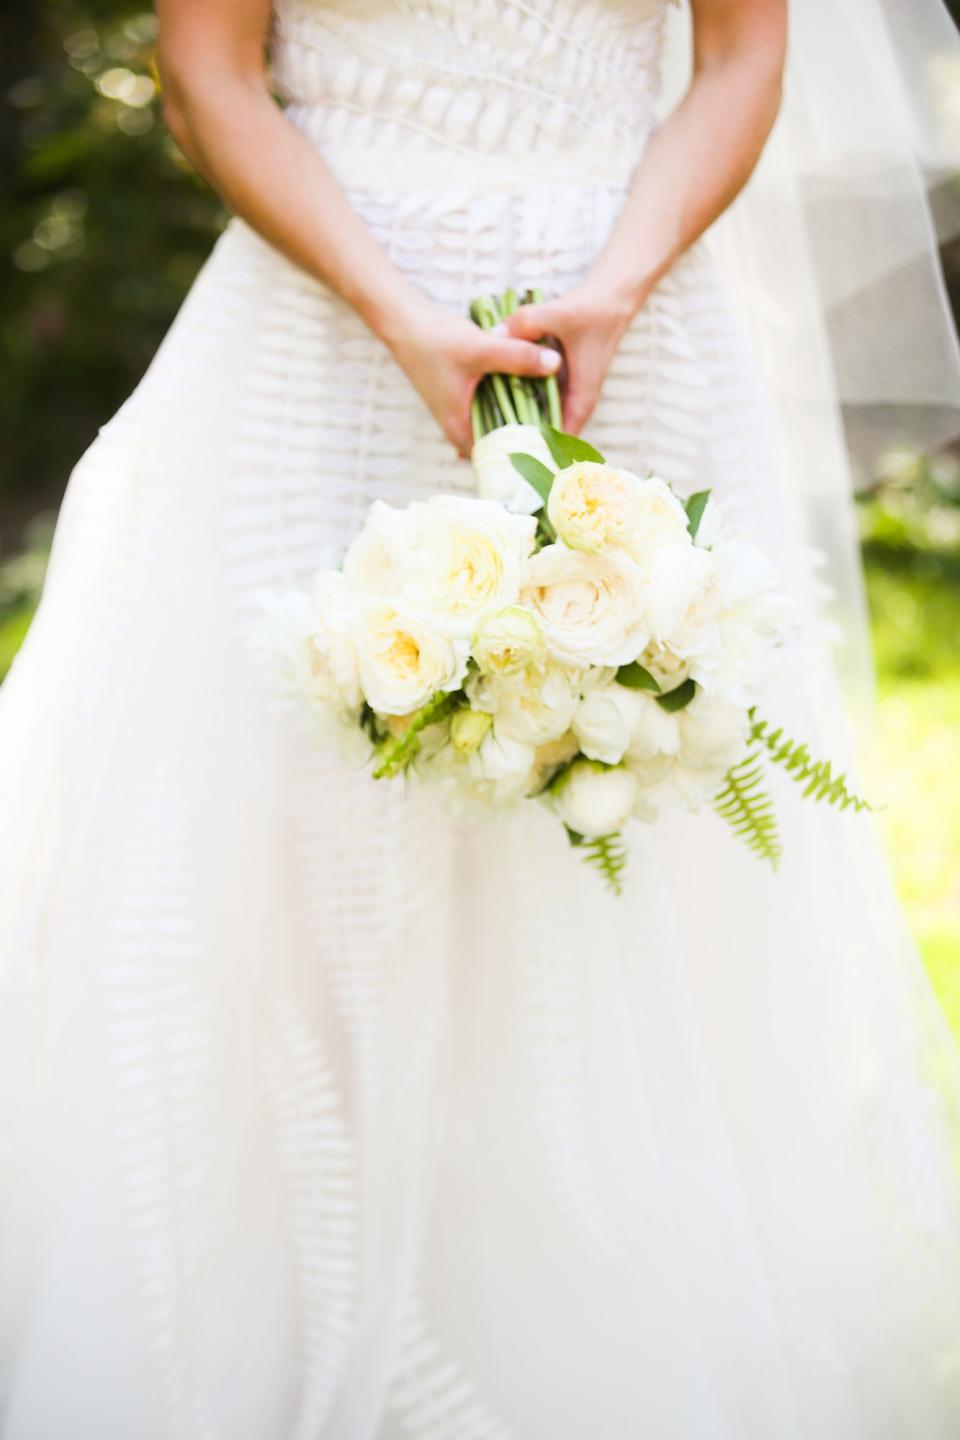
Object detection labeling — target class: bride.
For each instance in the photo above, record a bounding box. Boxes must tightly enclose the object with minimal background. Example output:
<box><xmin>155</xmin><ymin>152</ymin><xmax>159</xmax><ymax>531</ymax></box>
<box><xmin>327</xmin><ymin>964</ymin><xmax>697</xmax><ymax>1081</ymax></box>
<box><xmin>4</xmin><ymin>0</ymin><xmax>960</xmax><ymax>1434</ymax></box>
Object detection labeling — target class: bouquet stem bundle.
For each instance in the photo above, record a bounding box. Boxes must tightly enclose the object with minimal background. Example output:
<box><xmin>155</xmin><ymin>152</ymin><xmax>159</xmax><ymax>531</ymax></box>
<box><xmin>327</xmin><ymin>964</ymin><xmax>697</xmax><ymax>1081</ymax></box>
<box><xmin>469</xmin><ymin>288</ymin><xmax>563</xmax><ymax>441</ymax></box>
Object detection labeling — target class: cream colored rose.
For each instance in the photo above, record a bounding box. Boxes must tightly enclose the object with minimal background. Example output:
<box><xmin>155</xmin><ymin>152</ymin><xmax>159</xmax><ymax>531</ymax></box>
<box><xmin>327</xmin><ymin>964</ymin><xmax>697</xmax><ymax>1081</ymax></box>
<box><xmin>472</xmin><ymin>605</ymin><xmax>545</xmax><ymax>676</ymax></box>
<box><xmin>573</xmin><ymin>683</ymin><xmax>682</xmax><ymax>765</ymax></box>
<box><xmin>547</xmin><ymin>460</ymin><xmax>644</xmax><ymax>554</ymax></box>
<box><xmin>637</xmin><ymin>641</ymin><xmax>692</xmax><ymax>693</ymax></box>
<box><xmin>622</xmin><ymin>475</ymin><xmax>691</xmax><ymax>568</ymax></box>
<box><xmin>471</xmin><ymin>423</ymin><xmax>555</xmax><ymax>516</ymax></box>
<box><xmin>571</xmin><ymin>684</ymin><xmax>635</xmax><ymax>765</ymax></box>
<box><xmin>257</xmin><ymin>580</ymin><xmax>361</xmax><ymax>718</ymax></box>
<box><xmin>354</xmin><ymin>600</ymin><xmax>466</xmax><ymax>716</ymax></box>
<box><xmin>644</xmin><ymin>542</ymin><xmax>722</xmax><ymax>654</ymax></box>
<box><xmin>520</xmin><ymin>543</ymin><xmax>649</xmax><ymax>667</ymax></box>
<box><xmin>685</xmin><ymin>539</ymin><xmax>792</xmax><ymax>705</ymax></box>
<box><xmin>551</xmin><ymin>759</ymin><xmax>638</xmax><ymax>840</ymax></box>
<box><xmin>677</xmin><ymin>690</ymin><xmax>751</xmax><ymax>773</ymax></box>
<box><xmin>627</xmin><ymin>692</ymin><xmax>751</xmax><ymax>813</ymax></box>
<box><xmin>465</xmin><ymin>730</ymin><xmax>538</xmax><ymax>803</ymax></box>
<box><xmin>466</xmin><ymin>658</ymin><xmax>579</xmax><ymax>746</ymax></box>
<box><xmin>302</xmin><ymin>571</ymin><xmax>363</xmax><ymax>712</ymax></box>
<box><xmin>533</xmin><ymin>730</ymin><xmax>581</xmax><ymax>771</ymax></box>
<box><xmin>342</xmin><ymin>499</ymin><xmax>413</xmax><ymax>600</ymax></box>
<box><xmin>577</xmin><ymin>663</ymin><xmax>619</xmax><ymax>693</ymax></box>
<box><xmin>404</xmin><ymin>495</ymin><xmax>537</xmax><ymax>638</ymax></box>
<box><xmin>497</xmin><ymin>661</ymin><xmax>579</xmax><ymax>746</ymax></box>
<box><xmin>624</xmin><ymin>691</ymin><xmax>681</xmax><ymax>762</ymax></box>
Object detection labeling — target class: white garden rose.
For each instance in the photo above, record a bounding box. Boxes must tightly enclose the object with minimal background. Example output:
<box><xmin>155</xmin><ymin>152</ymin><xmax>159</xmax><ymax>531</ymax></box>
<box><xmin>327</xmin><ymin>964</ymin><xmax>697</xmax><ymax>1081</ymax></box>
<box><xmin>354</xmin><ymin>600</ymin><xmax>466</xmax><ymax>716</ymax></box>
<box><xmin>256</xmin><ymin>581</ymin><xmax>361</xmax><ymax>717</ymax></box>
<box><xmin>532</xmin><ymin>729</ymin><xmax>581</xmax><ymax>776</ymax></box>
<box><xmin>643</xmin><ymin>542</ymin><xmax>722</xmax><ymax>654</ymax></box>
<box><xmin>465</xmin><ymin>730</ymin><xmax>538</xmax><ymax>803</ymax></box>
<box><xmin>471</xmin><ymin>423</ymin><xmax>555</xmax><ymax>516</ymax></box>
<box><xmin>621</xmin><ymin>475</ymin><xmax>691</xmax><ymax>567</ymax></box>
<box><xmin>637</xmin><ymin>641</ymin><xmax>692</xmax><ymax>693</ymax></box>
<box><xmin>573</xmin><ymin>683</ymin><xmax>682</xmax><ymax>765</ymax></box>
<box><xmin>677</xmin><ymin>690</ymin><xmax>752</xmax><ymax>773</ymax></box>
<box><xmin>520</xmin><ymin>543</ymin><xmax>649</xmax><ymax>668</ymax></box>
<box><xmin>687</xmin><ymin>491</ymin><xmax>730</xmax><ymax>550</ymax></box>
<box><xmin>551</xmin><ymin>759</ymin><xmax>639</xmax><ymax>840</ymax></box>
<box><xmin>546</xmin><ymin>461</ymin><xmax>644</xmax><ymax>554</ymax></box>
<box><xmin>472</xmin><ymin>604</ymin><xmax>545</xmax><ymax>676</ymax></box>
<box><xmin>577</xmin><ymin>664</ymin><xmax>618</xmax><ymax>693</ymax></box>
<box><xmin>623</xmin><ymin>690</ymin><xmax>682</xmax><ymax>762</ymax></box>
<box><xmin>626</xmin><ymin>753</ymin><xmax>679</xmax><ymax>816</ymax></box>
<box><xmin>688</xmin><ymin>539</ymin><xmax>791</xmax><ymax>705</ymax></box>
<box><xmin>467</xmin><ymin>659</ymin><xmax>579</xmax><ymax>746</ymax></box>
<box><xmin>304</xmin><ymin>571</ymin><xmax>363</xmax><ymax>712</ymax></box>
<box><xmin>627</xmin><ymin>691</ymin><xmax>751</xmax><ymax>812</ymax></box>
<box><xmin>404</xmin><ymin>495</ymin><xmax>536</xmax><ymax>638</ymax></box>
<box><xmin>571</xmin><ymin>684</ymin><xmax>636</xmax><ymax>765</ymax></box>
<box><xmin>343</xmin><ymin>500</ymin><xmax>413</xmax><ymax>600</ymax></box>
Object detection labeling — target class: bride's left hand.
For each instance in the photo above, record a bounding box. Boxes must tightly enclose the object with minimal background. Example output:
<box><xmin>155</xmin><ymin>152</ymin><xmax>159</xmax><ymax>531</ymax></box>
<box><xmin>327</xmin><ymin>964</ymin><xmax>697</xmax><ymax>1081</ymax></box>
<box><xmin>498</xmin><ymin>280</ymin><xmax>641</xmax><ymax>436</ymax></box>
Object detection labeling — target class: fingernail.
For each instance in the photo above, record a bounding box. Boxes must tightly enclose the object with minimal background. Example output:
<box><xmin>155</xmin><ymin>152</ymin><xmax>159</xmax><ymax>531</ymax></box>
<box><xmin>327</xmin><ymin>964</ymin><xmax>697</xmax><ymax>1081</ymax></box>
<box><xmin>489</xmin><ymin>320</ymin><xmax>507</xmax><ymax>336</ymax></box>
<box><xmin>539</xmin><ymin>347</ymin><xmax>561</xmax><ymax>374</ymax></box>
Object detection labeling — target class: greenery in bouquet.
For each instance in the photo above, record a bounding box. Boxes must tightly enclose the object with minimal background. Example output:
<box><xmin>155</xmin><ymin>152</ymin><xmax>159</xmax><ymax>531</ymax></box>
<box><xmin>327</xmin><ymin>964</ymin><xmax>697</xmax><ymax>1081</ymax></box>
<box><xmin>261</xmin><ymin>288</ymin><xmax>871</xmax><ymax>894</ymax></box>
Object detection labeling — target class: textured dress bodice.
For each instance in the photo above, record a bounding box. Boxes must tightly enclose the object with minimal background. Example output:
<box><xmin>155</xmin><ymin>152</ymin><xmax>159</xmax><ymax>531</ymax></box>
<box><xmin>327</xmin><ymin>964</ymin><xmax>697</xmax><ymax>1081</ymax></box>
<box><xmin>270</xmin><ymin>0</ymin><xmax>671</xmax><ymax>191</ymax></box>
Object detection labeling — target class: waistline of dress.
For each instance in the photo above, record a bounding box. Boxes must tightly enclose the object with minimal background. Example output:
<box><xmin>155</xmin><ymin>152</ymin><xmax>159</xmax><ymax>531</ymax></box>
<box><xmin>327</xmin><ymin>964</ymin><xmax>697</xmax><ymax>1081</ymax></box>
<box><xmin>284</xmin><ymin>103</ymin><xmax>645</xmax><ymax>198</ymax></box>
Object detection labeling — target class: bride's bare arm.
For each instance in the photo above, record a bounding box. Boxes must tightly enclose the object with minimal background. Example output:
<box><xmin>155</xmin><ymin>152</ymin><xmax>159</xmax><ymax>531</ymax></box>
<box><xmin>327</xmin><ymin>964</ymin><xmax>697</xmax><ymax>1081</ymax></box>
<box><xmin>503</xmin><ymin>0</ymin><xmax>787</xmax><ymax>434</ymax></box>
<box><xmin>156</xmin><ymin>0</ymin><xmax>561</xmax><ymax>456</ymax></box>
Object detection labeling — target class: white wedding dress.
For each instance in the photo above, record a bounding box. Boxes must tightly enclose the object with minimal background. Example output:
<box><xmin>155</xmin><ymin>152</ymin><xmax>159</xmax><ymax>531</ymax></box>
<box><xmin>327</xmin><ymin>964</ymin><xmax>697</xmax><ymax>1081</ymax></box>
<box><xmin>4</xmin><ymin>1</ymin><xmax>960</xmax><ymax>1436</ymax></box>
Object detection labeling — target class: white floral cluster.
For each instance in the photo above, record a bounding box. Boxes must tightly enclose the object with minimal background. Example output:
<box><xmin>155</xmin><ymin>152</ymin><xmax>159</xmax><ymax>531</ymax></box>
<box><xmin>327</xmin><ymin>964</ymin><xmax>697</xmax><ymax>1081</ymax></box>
<box><xmin>263</xmin><ymin>429</ymin><xmax>791</xmax><ymax>860</ymax></box>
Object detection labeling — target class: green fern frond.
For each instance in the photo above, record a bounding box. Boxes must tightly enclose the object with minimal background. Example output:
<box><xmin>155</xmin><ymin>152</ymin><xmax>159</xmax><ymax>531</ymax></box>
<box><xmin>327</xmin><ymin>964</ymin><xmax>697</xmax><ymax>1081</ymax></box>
<box><xmin>713</xmin><ymin>751</ymin><xmax>783</xmax><ymax>869</ymax></box>
<box><xmin>748</xmin><ymin>712</ymin><xmax>873</xmax><ymax>814</ymax></box>
<box><xmin>566</xmin><ymin>826</ymin><xmax>628</xmax><ymax>895</ymax></box>
<box><xmin>372</xmin><ymin>691</ymin><xmax>459</xmax><ymax>780</ymax></box>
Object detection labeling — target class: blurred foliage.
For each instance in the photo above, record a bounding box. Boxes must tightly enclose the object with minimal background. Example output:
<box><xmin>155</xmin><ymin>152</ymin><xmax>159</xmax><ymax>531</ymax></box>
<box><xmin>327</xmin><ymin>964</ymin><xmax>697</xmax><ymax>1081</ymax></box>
<box><xmin>859</xmin><ymin>445</ymin><xmax>960</xmax><ymax>563</ymax></box>
<box><xmin>853</xmin><ymin>454</ymin><xmax>960</xmax><ymax>1016</ymax></box>
<box><xmin>0</xmin><ymin>0</ymin><xmax>225</xmax><ymax>544</ymax></box>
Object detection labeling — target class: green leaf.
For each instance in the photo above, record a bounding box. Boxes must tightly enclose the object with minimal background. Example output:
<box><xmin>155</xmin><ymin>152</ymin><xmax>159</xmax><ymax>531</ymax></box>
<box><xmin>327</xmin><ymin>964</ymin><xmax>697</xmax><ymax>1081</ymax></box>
<box><xmin>372</xmin><ymin>691</ymin><xmax>460</xmax><ymax>779</ymax></box>
<box><xmin>577</xmin><ymin>832</ymin><xmax>628</xmax><ymax>894</ymax></box>
<box><xmin>747</xmin><ymin>711</ymin><xmax>874</xmax><ymax>814</ymax></box>
<box><xmin>615</xmin><ymin>661</ymin><xmax>661</xmax><ymax>693</ymax></box>
<box><xmin>656</xmin><ymin>678</ymin><xmax>698</xmax><ymax>712</ymax></box>
<box><xmin>508</xmin><ymin>452</ymin><xmax>556</xmax><ymax>507</ymax></box>
<box><xmin>684</xmin><ymin>490</ymin><xmax>711</xmax><ymax>540</ymax></box>
<box><xmin>713</xmin><ymin>752</ymin><xmax>782</xmax><ymax>869</ymax></box>
<box><xmin>564</xmin><ymin>824</ymin><xmax>585</xmax><ymax>847</ymax></box>
<box><xmin>540</xmin><ymin>424</ymin><xmax>606</xmax><ymax>469</ymax></box>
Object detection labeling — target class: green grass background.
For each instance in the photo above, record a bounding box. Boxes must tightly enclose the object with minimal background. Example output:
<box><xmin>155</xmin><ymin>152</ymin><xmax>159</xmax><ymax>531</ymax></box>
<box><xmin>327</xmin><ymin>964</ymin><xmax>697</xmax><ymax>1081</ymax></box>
<box><xmin>865</xmin><ymin>561</ymin><xmax>960</xmax><ymax>1032</ymax></box>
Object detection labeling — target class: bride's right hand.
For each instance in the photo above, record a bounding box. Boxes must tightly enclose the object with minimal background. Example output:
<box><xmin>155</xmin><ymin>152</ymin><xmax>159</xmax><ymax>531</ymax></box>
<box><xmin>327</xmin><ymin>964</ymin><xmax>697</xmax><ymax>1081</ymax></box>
<box><xmin>385</xmin><ymin>301</ymin><xmax>563</xmax><ymax>460</ymax></box>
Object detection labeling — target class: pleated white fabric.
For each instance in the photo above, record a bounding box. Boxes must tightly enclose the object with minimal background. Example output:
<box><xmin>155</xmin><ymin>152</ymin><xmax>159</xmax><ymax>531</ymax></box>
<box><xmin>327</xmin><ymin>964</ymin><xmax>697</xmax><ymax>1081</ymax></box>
<box><xmin>3</xmin><ymin>2</ymin><xmax>960</xmax><ymax>1436</ymax></box>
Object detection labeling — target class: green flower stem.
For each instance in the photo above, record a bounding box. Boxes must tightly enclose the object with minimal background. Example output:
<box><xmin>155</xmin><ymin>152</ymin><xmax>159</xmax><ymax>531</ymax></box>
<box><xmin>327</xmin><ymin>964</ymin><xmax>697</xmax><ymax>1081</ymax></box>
<box><xmin>480</xmin><ymin>378</ymin><xmax>501</xmax><ymax>433</ymax></box>
<box><xmin>494</xmin><ymin>290</ymin><xmax>537</xmax><ymax>426</ymax></box>
<box><xmin>489</xmin><ymin>371</ymin><xmax>518</xmax><ymax>426</ymax></box>
<box><xmin>526</xmin><ymin>286</ymin><xmax>563</xmax><ymax>428</ymax></box>
<box><xmin>469</xmin><ymin>287</ymin><xmax>563</xmax><ymax>432</ymax></box>
<box><xmin>544</xmin><ymin>372</ymin><xmax>563</xmax><ymax>429</ymax></box>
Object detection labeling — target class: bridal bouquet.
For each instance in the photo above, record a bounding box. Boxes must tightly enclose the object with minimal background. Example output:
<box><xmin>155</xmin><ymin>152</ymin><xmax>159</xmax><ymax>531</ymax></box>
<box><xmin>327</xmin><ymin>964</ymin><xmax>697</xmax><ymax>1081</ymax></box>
<box><xmin>260</xmin><ymin>288</ymin><xmax>869</xmax><ymax>892</ymax></box>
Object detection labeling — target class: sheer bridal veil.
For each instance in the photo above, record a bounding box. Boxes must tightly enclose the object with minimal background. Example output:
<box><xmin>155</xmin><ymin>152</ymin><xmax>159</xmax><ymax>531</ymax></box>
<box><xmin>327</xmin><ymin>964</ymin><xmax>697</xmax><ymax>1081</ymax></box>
<box><xmin>660</xmin><ymin>0</ymin><xmax>960</xmax><ymax>739</ymax></box>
